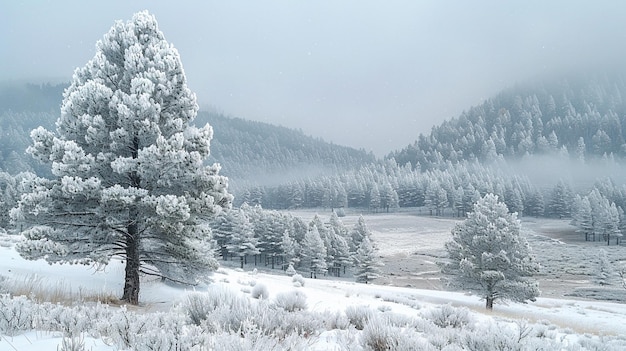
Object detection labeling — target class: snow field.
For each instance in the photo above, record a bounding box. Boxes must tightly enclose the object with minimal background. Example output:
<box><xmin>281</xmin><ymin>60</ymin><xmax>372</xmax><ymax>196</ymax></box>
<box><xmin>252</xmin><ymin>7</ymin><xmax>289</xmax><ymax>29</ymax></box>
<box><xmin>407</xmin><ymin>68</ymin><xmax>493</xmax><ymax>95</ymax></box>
<box><xmin>2</xmin><ymin>213</ymin><xmax>626</xmax><ymax>349</ymax></box>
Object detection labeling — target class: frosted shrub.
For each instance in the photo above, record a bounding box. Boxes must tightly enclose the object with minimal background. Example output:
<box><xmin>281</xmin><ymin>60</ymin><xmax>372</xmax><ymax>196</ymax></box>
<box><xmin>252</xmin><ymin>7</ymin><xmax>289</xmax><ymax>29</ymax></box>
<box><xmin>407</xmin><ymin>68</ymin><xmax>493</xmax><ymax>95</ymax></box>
<box><xmin>361</xmin><ymin>316</ymin><xmax>398</xmax><ymax>351</ymax></box>
<box><xmin>181</xmin><ymin>287</ymin><xmax>247</xmax><ymax>325</ymax></box>
<box><xmin>462</xmin><ymin>325</ymin><xmax>519</xmax><ymax>351</ymax></box>
<box><xmin>361</xmin><ymin>315</ymin><xmax>430</xmax><ymax>351</ymax></box>
<box><xmin>180</xmin><ymin>292</ymin><xmax>213</xmax><ymax>326</ymax></box>
<box><xmin>345</xmin><ymin>305</ymin><xmax>374</xmax><ymax>330</ymax></box>
<box><xmin>100</xmin><ymin>306</ymin><xmax>150</xmax><ymax>349</ymax></box>
<box><xmin>427</xmin><ymin>328</ymin><xmax>463</xmax><ymax>351</ymax></box>
<box><xmin>0</xmin><ymin>294</ymin><xmax>35</xmax><ymax>336</ymax></box>
<box><xmin>273</xmin><ymin>290</ymin><xmax>308</xmax><ymax>312</ymax></box>
<box><xmin>0</xmin><ymin>274</ymin><xmax>7</xmax><ymax>293</ymax></box>
<box><xmin>209</xmin><ymin>328</ymin><xmax>310</xmax><ymax>351</ymax></box>
<box><xmin>237</xmin><ymin>277</ymin><xmax>256</xmax><ymax>287</ymax></box>
<box><xmin>33</xmin><ymin>302</ymin><xmax>111</xmax><ymax>340</ymax></box>
<box><xmin>278</xmin><ymin>311</ymin><xmax>323</xmax><ymax>337</ymax></box>
<box><xmin>251</xmin><ymin>283</ymin><xmax>269</xmax><ymax>300</ymax></box>
<box><xmin>180</xmin><ymin>287</ymin><xmax>253</xmax><ymax>333</ymax></box>
<box><xmin>459</xmin><ymin>320</ymin><xmax>565</xmax><ymax>351</ymax></box>
<box><xmin>58</xmin><ymin>333</ymin><xmax>86</xmax><ymax>351</ymax></box>
<box><xmin>423</xmin><ymin>304</ymin><xmax>473</xmax><ymax>329</ymax></box>
<box><xmin>285</xmin><ymin>263</ymin><xmax>297</xmax><ymax>276</ymax></box>
<box><xmin>324</xmin><ymin>310</ymin><xmax>351</xmax><ymax>330</ymax></box>
<box><xmin>131</xmin><ymin>318</ymin><xmax>208</xmax><ymax>351</ymax></box>
<box><xmin>377</xmin><ymin>305</ymin><xmax>392</xmax><ymax>312</ymax></box>
<box><xmin>292</xmin><ymin>273</ymin><xmax>305</xmax><ymax>287</ymax></box>
<box><xmin>254</xmin><ymin>307</ymin><xmax>323</xmax><ymax>339</ymax></box>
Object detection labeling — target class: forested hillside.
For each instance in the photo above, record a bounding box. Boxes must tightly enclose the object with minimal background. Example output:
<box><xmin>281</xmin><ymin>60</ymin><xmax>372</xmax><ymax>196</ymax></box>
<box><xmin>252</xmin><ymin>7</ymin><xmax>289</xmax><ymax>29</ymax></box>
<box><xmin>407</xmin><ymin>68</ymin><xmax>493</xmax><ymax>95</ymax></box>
<box><xmin>0</xmin><ymin>82</ymin><xmax>374</xmax><ymax>187</ymax></box>
<box><xmin>197</xmin><ymin>111</ymin><xmax>375</xmax><ymax>190</ymax></box>
<box><xmin>391</xmin><ymin>73</ymin><xmax>626</xmax><ymax>169</ymax></box>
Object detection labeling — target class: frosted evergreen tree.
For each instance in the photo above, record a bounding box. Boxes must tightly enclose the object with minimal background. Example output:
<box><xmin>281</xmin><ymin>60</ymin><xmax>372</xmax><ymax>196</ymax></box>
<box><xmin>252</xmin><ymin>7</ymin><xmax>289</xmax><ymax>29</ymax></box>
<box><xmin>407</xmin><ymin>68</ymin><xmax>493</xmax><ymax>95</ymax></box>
<box><xmin>440</xmin><ymin>194</ymin><xmax>540</xmax><ymax>310</ymax></box>
<box><xmin>525</xmin><ymin>189</ymin><xmax>545</xmax><ymax>217</ymax></box>
<box><xmin>226</xmin><ymin>209</ymin><xmax>260</xmax><ymax>269</ymax></box>
<box><xmin>11</xmin><ymin>11</ymin><xmax>232</xmax><ymax>304</ymax></box>
<box><xmin>211</xmin><ymin>209</ymin><xmax>236</xmax><ymax>259</ymax></box>
<box><xmin>301</xmin><ymin>224</ymin><xmax>328</xmax><ymax>278</ymax></box>
<box><xmin>548</xmin><ymin>180</ymin><xmax>572</xmax><ymax>218</ymax></box>
<box><xmin>595</xmin><ymin>249</ymin><xmax>614</xmax><ymax>286</ymax></box>
<box><xmin>380</xmin><ymin>181</ymin><xmax>399</xmax><ymax>213</ymax></box>
<box><xmin>327</xmin><ymin>212</ymin><xmax>352</xmax><ymax>275</ymax></box>
<box><xmin>576</xmin><ymin>137</ymin><xmax>586</xmax><ymax>163</ymax></box>
<box><xmin>280</xmin><ymin>229</ymin><xmax>299</xmax><ymax>269</ymax></box>
<box><xmin>353</xmin><ymin>236</ymin><xmax>384</xmax><ymax>284</ymax></box>
<box><xmin>369</xmin><ymin>184</ymin><xmax>381</xmax><ymax>213</ymax></box>
<box><xmin>571</xmin><ymin>195</ymin><xmax>594</xmax><ymax>241</ymax></box>
<box><xmin>349</xmin><ymin>215</ymin><xmax>370</xmax><ymax>254</ymax></box>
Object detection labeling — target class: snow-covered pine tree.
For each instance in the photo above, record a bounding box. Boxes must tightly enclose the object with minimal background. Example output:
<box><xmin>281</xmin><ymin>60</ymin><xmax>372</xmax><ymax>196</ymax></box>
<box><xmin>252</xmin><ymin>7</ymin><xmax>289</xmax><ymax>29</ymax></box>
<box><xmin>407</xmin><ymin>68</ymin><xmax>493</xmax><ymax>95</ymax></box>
<box><xmin>595</xmin><ymin>249</ymin><xmax>614</xmax><ymax>286</ymax></box>
<box><xmin>211</xmin><ymin>209</ymin><xmax>236</xmax><ymax>260</ymax></box>
<box><xmin>369</xmin><ymin>184</ymin><xmax>381</xmax><ymax>213</ymax></box>
<box><xmin>11</xmin><ymin>11</ymin><xmax>232</xmax><ymax>304</ymax></box>
<box><xmin>547</xmin><ymin>180</ymin><xmax>572</xmax><ymax>218</ymax></box>
<box><xmin>349</xmin><ymin>215</ymin><xmax>370</xmax><ymax>254</ymax></box>
<box><xmin>280</xmin><ymin>229</ymin><xmax>299</xmax><ymax>269</ymax></box>
<box><xmin>571</xmin><ymin>195</ymin><xmax>594</xmax><ymax>241</ymax></box>
<box><xmin>353</xmin><ymin>236</ymin><xmax>384</xmax><ymax>284</ymax></box>
<box><xmin>327</xmin><ymin>211</ymin><xmax>351</xmax><ymax>276</ymax></box>
<box><xmin>226</xmin><ymin>209</ymin><xmax>260</xmax><ymax>269</ymax></box>
<box><xmin>440</xmin><ymin>193</ymin><xmax>540</xmax><ymax>310</ymax></box>
<box><xmin>301</xmin><ymin>224</ymin><xmax>328</xmax><ymax>278</ymax></box>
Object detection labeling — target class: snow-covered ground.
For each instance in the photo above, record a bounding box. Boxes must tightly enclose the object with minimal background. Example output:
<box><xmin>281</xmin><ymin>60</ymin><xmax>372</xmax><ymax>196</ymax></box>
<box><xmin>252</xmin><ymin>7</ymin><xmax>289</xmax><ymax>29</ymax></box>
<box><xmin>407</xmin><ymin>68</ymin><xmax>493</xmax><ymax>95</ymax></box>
<box><xmin>2</xmin><ymin>211</ymin><xmax>626</xmax><ymax>350</ymax></box>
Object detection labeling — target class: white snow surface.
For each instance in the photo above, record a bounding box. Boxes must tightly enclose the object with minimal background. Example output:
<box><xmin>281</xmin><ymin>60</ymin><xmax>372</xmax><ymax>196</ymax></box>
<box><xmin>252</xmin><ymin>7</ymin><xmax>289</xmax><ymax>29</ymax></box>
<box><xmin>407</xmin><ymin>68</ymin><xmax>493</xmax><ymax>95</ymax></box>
<box><xmin>1</xmin><ymin>212</ymin><xmax>626</xmax><ymax>350</ymax></box>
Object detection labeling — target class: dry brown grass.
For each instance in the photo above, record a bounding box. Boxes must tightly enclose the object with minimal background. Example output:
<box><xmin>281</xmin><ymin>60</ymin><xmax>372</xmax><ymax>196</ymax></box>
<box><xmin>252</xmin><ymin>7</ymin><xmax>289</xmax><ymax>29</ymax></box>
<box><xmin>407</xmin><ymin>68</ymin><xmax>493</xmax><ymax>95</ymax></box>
<box><xmin>3</xmin><ymin>274</ymin><xmax>120</xmax><ymax>306</ymax></box>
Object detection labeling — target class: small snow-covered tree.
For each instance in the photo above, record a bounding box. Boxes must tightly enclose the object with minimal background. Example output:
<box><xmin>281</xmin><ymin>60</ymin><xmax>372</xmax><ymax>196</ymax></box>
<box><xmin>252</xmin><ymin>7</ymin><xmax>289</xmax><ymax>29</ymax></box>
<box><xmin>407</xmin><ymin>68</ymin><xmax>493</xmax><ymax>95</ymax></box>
<box><xmin>547</xmin><ymin>180</ymin><xmax>572</xmax><ymax>218</ymax></box>
<box><xmin>211</xmin><ymin>209</ymin><xmax>236</xmax><ymax>259</ymax></box>
<box><xmin>595</xmin><ymin>249</ymin><xmax>614</xmax><ymax>286</ymax></box>
<box><xmin>301</xmin><ymin>224</ymin><xmax>327</xmax><ymax>278</ymax></box>
<box><xmin>349</xmin><ymin>215</ymin><xmax>370</xmax><ymax>254</ymax></box>
<box><xmin>226</xmin><ymin>210</ymin><xmax>260</xmax><ymax>268</ymax></box>
<box><xmin>11</xmin><ymin>12</ymin><xmax>232</xmax><ymax>304</ymax></box>
<box><xmin>440</xmin><ymin>193</ymin><xmax>540</xmax><ymax>310</ymax></box>
<box><xmin>353</xmin><ymin>236</ymin><xmax>384</xmax><ymax>284</ymax></box>
<box><xmin>280</xmin><ymin>229</ymin><xmax>299</xmax><ymax>269</ymax></box>
<box><xmin>369</xmin><ymin>184</ymin><xmax>381</xmax><ymax>213</ymax></box>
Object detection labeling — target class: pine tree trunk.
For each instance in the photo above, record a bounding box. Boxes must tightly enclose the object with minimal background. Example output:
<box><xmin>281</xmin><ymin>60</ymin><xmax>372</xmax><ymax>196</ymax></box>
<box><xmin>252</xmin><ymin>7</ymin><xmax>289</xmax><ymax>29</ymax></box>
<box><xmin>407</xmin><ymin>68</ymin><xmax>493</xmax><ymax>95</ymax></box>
<box><xmin>486</xmin><ymin>296</ymin><xmax>494</xmax><ymax>310</ymax></box>
<box><xmin>122</xmin><ymin>136</ymin><xmax>141</xmax><ymax>305</ymax></box>
<box><xmin>122</xmin><ymin>218</ymin><xmax>140</xmax><ymax>304</ymax></box>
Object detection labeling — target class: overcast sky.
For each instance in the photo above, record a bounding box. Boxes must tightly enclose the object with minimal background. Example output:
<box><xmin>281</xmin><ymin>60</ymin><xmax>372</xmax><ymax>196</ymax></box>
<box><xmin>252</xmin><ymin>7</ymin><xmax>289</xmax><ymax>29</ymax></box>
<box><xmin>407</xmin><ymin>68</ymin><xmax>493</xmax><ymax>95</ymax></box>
<box><xmin>2</xmin><ymin>1</ymin><xmax>626</xmax><ymax>156</ymax></box>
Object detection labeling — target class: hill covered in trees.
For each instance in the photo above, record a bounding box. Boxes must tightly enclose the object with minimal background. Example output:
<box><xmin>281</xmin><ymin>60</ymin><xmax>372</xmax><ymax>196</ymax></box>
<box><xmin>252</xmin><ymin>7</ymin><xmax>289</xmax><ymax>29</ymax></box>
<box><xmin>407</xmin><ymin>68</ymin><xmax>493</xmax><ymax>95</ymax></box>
<box><xmin>390</xmin><ymin>72</ymin><xmax>626</xmax><ymax>169</ymax></box>
<box><xmin>0</xmin><ymin>82</ymin><xmax>374</xmax><ymax>190</ymax></box>
<box><xmin>197</xmin><ymin>111</ymin><xmax>375</xmax><ymax>190</ymax></box>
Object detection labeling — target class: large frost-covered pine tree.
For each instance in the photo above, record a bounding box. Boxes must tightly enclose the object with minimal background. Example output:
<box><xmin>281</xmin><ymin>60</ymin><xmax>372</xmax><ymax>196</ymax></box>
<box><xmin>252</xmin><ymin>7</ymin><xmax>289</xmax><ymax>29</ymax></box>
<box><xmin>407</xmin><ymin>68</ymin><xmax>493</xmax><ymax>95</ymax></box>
<box><xmin>11</xmin><ymin>11</ymin><xmax>232</xmax><ymax>304</ymax></box>
<box><xmin>440</xmin><ymin>193</ymin><xmax>539</xmax><ymax>309</ymax></box>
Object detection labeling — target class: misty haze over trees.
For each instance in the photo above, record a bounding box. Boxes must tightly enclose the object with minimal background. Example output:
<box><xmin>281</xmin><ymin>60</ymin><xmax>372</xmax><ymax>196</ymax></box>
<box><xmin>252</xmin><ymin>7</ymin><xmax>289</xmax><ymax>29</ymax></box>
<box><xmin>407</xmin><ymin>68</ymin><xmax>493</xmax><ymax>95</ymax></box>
<box><xmin>5</xmin><ymin>72</ymin><xmax>626</xmax><ymax>247</ymax></box>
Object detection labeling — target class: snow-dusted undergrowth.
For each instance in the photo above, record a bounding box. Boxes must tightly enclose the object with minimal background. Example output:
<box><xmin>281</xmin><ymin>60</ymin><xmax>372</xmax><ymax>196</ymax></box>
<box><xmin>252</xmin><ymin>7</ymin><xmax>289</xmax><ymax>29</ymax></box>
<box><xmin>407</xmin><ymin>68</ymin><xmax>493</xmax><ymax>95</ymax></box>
<box><xmin>2</xmin><ymin>215</ymin><xmax>626</xmax><ymax>350</ymax></box>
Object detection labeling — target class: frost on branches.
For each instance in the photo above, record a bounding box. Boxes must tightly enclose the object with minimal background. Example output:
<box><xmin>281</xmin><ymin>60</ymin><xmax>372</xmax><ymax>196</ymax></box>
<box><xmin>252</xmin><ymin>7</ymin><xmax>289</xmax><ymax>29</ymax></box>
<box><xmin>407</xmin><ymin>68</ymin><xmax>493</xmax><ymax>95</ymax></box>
<box><xmin>440</xmin><ymin>193</ymin><xmax>539</xmax><ymax>309</ymax></box>
<box><xmin>11</xmin><ymin>11</ymin><xmax>232</xmax><ymax>304</ymax></box>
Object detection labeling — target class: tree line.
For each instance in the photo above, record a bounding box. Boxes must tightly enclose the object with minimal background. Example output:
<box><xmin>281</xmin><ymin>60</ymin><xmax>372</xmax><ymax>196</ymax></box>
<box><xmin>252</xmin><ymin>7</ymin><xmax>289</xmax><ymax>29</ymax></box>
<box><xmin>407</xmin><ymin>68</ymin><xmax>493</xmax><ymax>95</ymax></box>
<box><xmin>209</xmin><ymin>204</ymin><xmax>382</xmax><ymax>283</ymax></box>
<box><xmin>391</xmin><ymin>73</ymin><xmax>626</xmax><ymax>170</ymax></box>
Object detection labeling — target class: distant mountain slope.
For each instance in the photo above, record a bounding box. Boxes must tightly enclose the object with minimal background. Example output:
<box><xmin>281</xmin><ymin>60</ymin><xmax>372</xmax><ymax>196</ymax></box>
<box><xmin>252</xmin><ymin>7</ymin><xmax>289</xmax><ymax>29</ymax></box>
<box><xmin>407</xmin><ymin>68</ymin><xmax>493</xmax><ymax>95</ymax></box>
<box><xmin>0</xmin><ymin>82</ymin><xmax>375</xmax><ymax>184</ymax></box>
<box><xmin>390</xmin><ymin>72</ymin><xmax>626</xmax><ymax>169</ymax></box>
<box><xmin>196</xmin><ymin>111</ymin><xmax>376</xmax><ymax>188</ymax></box>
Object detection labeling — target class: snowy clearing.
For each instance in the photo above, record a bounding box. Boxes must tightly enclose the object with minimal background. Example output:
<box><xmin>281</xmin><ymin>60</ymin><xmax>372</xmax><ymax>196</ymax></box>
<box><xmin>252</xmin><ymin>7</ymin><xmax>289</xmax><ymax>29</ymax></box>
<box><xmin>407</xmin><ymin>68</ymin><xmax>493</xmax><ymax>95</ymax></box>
<box><xmin>2</xmin><ymin>211</ymin><xmax>626</xmax><ymax>350</ymax></box>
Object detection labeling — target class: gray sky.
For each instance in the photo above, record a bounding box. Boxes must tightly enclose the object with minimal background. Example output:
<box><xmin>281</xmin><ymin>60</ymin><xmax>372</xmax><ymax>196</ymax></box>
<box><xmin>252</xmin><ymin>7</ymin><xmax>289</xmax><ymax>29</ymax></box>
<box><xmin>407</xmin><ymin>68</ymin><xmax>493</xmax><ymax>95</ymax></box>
<box><xmin>2</xmin><ymin>1</ymin><xmax>626</xmax><ymax>156</ymax></box>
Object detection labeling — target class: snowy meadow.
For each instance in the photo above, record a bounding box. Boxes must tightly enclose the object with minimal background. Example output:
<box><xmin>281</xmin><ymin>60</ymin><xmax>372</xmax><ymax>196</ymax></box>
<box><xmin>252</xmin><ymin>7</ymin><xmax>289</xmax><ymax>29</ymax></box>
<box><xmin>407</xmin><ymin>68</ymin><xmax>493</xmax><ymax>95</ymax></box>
<box><xmin>2</xmin><ymin>210</ymin><xmax>626</xmax><ymax>350</ymax></box>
